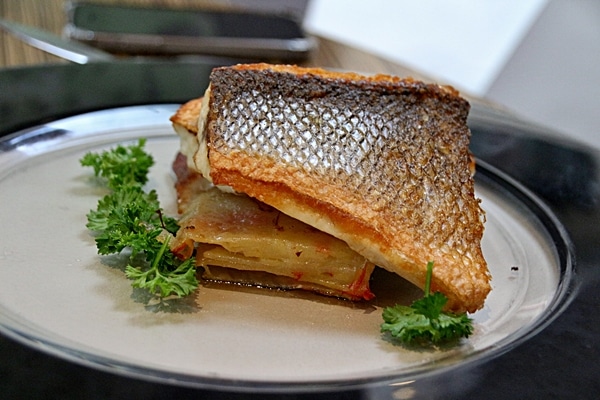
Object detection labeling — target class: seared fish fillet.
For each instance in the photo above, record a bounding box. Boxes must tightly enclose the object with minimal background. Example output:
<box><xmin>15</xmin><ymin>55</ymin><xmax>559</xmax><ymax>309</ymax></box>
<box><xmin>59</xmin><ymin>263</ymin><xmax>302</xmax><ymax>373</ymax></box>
<box><xmin>187</xmin><ymin>64</ymin><xmax>490</xmax><ymax>313</ymax></box>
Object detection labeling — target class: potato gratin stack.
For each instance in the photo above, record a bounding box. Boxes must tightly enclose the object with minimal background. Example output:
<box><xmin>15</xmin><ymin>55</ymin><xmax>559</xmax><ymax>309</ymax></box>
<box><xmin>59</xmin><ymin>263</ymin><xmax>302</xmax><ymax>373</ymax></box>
<box><xmin>169</xmin><ymin>64</ymin><xmax>491</xmax><ymax>313</ymax></box>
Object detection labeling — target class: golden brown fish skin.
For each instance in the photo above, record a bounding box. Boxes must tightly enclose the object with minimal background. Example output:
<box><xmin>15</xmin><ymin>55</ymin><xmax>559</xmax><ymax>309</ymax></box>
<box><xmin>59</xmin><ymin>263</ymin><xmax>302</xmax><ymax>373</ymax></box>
<box><xmin>170</xmin><ymin>97</ymin><xmax>202</xmax><ymax>133</ymax></box>
<box><xmin>202</xmin><ymin>64</ymin><xmax>489</xmax><ymax>313</ymax></box>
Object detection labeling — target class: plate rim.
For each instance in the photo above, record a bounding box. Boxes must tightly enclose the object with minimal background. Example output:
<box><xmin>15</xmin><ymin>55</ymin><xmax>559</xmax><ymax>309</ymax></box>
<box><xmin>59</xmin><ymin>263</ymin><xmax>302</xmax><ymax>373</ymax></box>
<box><xmin>0</xmin><ymin>105</ymin><xmax>578</xmax><ymax>393</ymax></box>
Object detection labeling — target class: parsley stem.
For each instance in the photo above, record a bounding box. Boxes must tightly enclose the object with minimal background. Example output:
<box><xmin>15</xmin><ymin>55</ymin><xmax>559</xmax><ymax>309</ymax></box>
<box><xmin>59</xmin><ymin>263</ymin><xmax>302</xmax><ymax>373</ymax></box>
<box><xmin>424</xmin><ymin>261</ymin><xmax>434</xmax><ymax>297</ymax></box>
<box><xmin>152</xmin><ymin>235</ymin><xmax>170</xmax><ymax>271</ymax></box>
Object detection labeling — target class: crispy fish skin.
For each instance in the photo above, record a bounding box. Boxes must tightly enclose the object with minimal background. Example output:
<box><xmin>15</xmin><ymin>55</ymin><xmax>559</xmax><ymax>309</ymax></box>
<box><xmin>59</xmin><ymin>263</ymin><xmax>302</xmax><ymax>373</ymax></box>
<box><xmin>199</xmin><ymin>64</ymin><xmax>490</xmax><ymax>313</ymax></box>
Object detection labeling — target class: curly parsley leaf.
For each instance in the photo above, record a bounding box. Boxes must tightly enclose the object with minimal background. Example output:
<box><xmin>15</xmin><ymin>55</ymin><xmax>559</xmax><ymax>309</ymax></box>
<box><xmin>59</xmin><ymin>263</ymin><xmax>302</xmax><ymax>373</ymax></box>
<box><xmin>125</xmin><ymin>237</ymin><xmax>198</xmax><ymax>298</ymax></box>
<box><xmin>81</xmin><ymin>140</ymin><xmax>198</xmax><ymax>299</ymax></box>
<box><xmin>86</xmin><ymin>186</ymin><xmax>160</xmax><ymax>234</ymax></box>
<box><xmin>381</xmin><ymin>261</ymin><xmax>474</xmax><ymax>344</ymax></box>
<box><xmin>80</xmin><ymin>138</ymin><xmax>154</xmax><ymax>189</ymax></box>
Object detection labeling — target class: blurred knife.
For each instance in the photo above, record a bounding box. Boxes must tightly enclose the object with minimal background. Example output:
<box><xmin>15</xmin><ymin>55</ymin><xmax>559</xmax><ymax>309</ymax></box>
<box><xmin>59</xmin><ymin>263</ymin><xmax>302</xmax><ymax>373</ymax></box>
<box><xmin>0</xmin><ymin>18</ymin><xmax>114</xmax><ymax>64</ymax></box>
<box><xmin>0</xmin><ymin>18</ymin><xmax>249</xmax><ymax>65</ymax></box>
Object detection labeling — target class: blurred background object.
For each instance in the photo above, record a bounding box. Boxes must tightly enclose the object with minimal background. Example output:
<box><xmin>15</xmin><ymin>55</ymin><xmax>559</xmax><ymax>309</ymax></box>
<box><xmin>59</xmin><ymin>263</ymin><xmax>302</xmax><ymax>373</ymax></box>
<box><xmin>60</xmin><ymin>1</ymin><xmax>315</xmax><ymax>61</ymax></box>
<box><xmin>1</xmin><ymin>0</ymin><xmax>598</xmax><ymax>150</ymax></box>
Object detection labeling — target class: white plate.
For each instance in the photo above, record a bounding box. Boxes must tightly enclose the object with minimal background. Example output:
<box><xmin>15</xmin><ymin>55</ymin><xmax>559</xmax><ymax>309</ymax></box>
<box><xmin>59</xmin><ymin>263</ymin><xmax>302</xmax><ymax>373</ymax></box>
<box><xmin>0</xmin><ymin>105</ymin><xmax>574</xmax><ymax>392</ymax></box>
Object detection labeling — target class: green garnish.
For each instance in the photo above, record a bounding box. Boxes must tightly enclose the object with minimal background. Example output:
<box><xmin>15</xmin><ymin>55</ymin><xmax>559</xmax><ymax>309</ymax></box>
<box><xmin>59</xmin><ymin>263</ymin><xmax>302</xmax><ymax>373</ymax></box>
<box><xmin>381</xmin><ymin>261</ymin><xmax>474</xmax><ymax>344</ymax></box>
<box><xmin>80</xmin><ymin>138</ymin><xmax>154</xmax><ymax>190</ymax></box>
<box><xmin>81</xmin><ymin>139</ymin><xmax>198</xmax><ymax>298</ymax></box>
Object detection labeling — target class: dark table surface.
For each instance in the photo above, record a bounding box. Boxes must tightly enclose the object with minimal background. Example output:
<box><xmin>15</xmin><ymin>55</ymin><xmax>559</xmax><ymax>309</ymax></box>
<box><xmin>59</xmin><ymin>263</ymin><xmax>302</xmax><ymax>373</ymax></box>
<box><xmin>1</xmin><ymin>62</ymin><xmax>599</xmax><ymax>399</ymax></box>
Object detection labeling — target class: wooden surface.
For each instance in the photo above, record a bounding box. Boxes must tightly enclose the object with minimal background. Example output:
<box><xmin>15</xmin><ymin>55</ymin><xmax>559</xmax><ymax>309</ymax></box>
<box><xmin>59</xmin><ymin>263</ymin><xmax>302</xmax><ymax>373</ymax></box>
<box><xmin>0</xmin><ymin>0</ymin><xmax>427</xmax><ymax>80</ymax></box>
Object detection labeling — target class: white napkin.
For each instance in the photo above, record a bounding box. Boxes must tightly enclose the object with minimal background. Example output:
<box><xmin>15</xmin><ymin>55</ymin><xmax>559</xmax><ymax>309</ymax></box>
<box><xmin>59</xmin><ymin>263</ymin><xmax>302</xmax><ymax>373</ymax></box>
<box><xmin>304</xmin><ymin>0</ymin><xmax>548</xmax><ymax>97</ymax></box>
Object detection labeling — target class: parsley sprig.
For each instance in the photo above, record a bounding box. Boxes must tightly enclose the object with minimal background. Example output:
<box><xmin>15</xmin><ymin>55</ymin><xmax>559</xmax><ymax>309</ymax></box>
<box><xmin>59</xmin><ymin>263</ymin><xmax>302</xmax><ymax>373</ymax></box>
<box><xmin>381</xmin><ymin>261</ymin><xmax>474</xmax><ymax>344</ymax></box>
<box><xmin>81</xmin><ymin>139</ymin><xmax>198</xmax><ymax>298</ymax></box>
<box><xmin>80</xmin><ymin>139</ymin><xmax>154</xmax><ymax>190</ymax></box>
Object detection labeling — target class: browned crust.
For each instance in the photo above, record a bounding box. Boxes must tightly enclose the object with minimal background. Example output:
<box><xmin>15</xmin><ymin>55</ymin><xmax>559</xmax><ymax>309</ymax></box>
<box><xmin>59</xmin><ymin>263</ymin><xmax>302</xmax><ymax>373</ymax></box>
<box><xmin>170</xmin><ymin>97</ymin><xmax>203</xmax><ymax>134</ymax></box>
<box><xmin>228</xmin><ymin>63</ymin><xmax>461</xmax><ymax>96</ymax></box>
<box><xmin>184</xmin><ymin>64</ymin><xmax>490</xmax><ymax>312</ymax></box>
